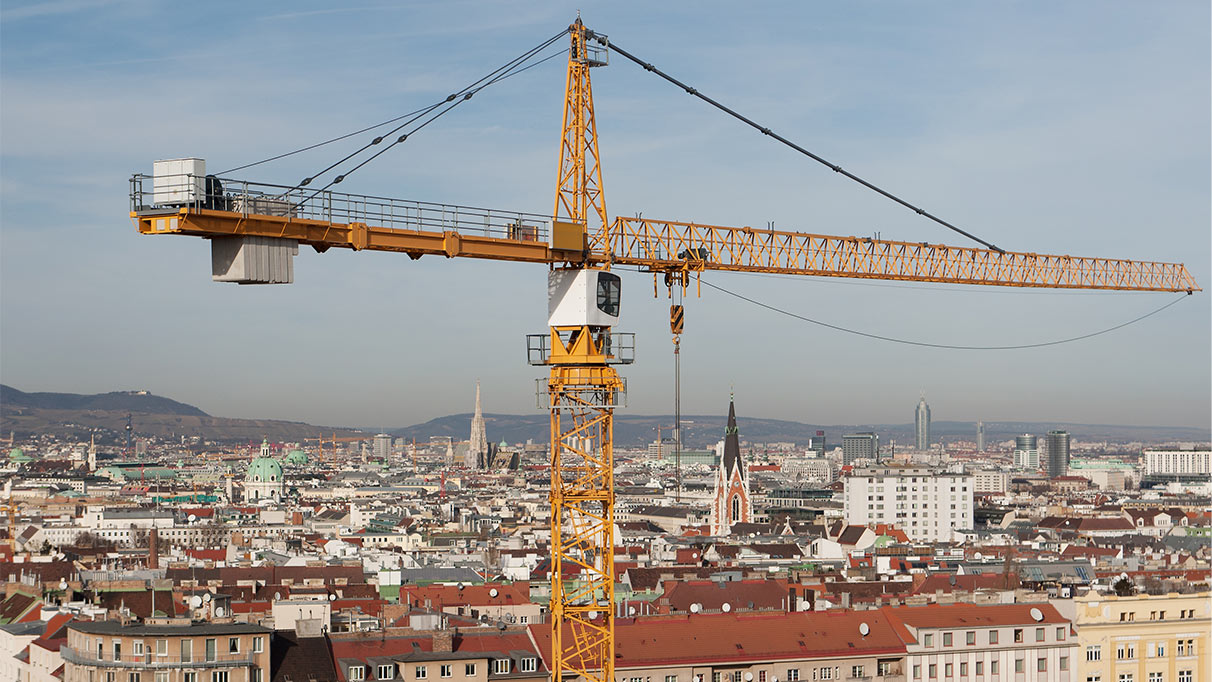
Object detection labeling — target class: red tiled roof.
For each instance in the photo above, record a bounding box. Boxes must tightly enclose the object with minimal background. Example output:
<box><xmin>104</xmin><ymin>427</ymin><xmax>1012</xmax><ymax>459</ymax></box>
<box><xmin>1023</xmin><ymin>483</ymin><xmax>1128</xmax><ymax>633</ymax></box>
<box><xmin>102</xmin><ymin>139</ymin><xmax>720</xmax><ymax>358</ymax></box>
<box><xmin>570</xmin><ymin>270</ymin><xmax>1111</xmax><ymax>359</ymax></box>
<box><xmin>881</xmin><ymin>602</ymin><xmax>1067</xmax><ymax>637</ymax></box>
<box><xmin>912</xmin><ymin>573</ymin><xmax>1019</xmax><ymax>595</ymax></box>
<box><xmin>530</xmin><ymin>610</ymin><xmax>905</xmax><ymax>668</ymax></box>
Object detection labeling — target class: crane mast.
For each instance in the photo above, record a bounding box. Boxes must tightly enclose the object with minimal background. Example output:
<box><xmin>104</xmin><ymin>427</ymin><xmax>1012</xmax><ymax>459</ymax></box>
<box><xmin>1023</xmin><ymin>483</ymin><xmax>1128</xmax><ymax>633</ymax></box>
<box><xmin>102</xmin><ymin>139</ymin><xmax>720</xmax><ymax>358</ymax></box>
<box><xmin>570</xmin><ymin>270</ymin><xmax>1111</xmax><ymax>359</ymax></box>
<box><xmin>125</xmin><ymin>18</ymin><xmax>1201</xmax><ymax>681</ymax></box>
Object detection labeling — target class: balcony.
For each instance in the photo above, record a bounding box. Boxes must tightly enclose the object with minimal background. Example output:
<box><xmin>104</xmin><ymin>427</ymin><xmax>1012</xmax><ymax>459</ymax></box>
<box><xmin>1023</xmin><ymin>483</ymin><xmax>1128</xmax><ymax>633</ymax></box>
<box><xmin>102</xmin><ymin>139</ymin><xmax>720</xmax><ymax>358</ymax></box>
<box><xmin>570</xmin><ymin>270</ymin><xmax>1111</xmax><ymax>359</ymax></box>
<box><xmin>61</xmin><ymin>645</ymin><xmax>255</xmax><ymax>670</ymax></box>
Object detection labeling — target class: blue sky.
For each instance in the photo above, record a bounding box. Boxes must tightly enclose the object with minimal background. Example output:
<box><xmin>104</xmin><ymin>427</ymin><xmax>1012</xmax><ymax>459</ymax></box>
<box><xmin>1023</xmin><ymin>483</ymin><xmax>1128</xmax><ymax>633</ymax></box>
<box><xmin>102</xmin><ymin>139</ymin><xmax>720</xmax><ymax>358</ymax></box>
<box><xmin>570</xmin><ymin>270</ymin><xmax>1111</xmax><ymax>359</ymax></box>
<box><xmin>2</xmin><ymin>2</ymin><xmax>1208</xmax><ymax>431</ymax></box>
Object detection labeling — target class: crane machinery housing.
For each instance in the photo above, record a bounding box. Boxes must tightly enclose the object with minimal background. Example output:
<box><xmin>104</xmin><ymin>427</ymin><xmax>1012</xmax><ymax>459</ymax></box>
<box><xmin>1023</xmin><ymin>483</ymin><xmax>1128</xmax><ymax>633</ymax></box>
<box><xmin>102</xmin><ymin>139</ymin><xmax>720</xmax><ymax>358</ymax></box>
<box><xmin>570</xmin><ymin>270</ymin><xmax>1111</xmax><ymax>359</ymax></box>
<box><xmin>128</xmin><ymin>19</ymin><xmax>1199</xmax><ymax>682</ymax></box>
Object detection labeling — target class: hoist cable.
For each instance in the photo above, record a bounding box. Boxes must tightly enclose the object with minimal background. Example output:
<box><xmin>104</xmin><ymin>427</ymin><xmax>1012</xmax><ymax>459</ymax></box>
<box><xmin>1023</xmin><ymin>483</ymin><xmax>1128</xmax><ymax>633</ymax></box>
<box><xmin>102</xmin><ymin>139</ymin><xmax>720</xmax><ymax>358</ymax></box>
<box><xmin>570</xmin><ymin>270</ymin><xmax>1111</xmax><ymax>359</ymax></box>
<box><xmin>700</xmin><ymin>278</ymin><xmax>1187</xmax><ymax>350</ymax></box>
<box><xmin>293</xmin><ymin>29</ymin><xmax>568</xmax><ymax>198</ymax></box>
<box><xmin>601</xmin><ymin>35</ymin><xmax>1006</xmax><ymax>253</ymax></box>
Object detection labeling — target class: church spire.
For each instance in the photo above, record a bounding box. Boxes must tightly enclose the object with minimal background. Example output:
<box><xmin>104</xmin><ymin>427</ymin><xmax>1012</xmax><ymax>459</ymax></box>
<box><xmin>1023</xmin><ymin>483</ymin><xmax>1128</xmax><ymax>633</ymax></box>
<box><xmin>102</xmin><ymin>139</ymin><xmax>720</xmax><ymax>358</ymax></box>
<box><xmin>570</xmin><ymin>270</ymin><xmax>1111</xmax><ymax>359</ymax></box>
<box><xmin>722</xmin><ymin>396</ymin><xmax>742</xmax><ymax>477</ymax></box>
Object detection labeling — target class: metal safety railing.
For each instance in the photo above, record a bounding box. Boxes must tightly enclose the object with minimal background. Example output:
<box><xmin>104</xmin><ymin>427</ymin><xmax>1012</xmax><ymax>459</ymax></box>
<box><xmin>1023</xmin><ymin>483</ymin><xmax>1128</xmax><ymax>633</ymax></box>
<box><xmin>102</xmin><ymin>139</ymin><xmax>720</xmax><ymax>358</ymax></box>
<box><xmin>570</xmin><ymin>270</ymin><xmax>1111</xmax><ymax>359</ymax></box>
<box><xmin>130</xmin><ymin>173</ymin><xmax>553</xmax><ymax>243</ymax></box>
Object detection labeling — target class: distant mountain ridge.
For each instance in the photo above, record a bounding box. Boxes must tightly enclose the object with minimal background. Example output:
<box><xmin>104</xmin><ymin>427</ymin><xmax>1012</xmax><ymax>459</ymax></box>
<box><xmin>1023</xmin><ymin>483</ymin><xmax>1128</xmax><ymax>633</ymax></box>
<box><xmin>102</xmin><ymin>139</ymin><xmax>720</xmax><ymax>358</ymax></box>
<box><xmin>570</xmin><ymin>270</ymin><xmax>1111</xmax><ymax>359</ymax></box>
<box><xmin>1</xmin><ymin>384</ymin><xmax>208</xmax><ymax>416</ymax></box>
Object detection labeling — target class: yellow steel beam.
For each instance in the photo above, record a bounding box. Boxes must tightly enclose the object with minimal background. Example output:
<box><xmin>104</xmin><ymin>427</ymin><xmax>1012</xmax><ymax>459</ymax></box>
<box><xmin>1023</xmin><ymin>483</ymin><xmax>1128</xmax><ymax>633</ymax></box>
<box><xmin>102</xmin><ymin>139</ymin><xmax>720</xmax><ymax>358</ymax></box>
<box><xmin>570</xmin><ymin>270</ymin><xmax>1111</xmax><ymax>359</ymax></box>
<box><xmin>132</xmin><ymin>208</ymin><xmax>592</xmax><ymax>266</ymax></box>
<box><xmin>610</xmin><ymin>216</ymin><xmax>1201</xmax><ymax>292</ymax></box>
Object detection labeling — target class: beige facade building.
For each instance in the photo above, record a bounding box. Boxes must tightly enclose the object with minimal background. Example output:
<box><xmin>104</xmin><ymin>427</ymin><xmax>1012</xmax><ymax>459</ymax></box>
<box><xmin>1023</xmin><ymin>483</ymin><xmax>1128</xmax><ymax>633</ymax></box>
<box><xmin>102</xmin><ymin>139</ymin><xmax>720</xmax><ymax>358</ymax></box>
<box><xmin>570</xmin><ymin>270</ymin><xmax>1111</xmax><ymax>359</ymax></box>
<box><xmin>1075</xmin><ymin>590</ymin><xmax>1209</xmax><ymax>682</ymax></box>
<box><xmin>62</xmin><ymin>621</ymin><xmax>272</xmax><ymax>682</ymax></box>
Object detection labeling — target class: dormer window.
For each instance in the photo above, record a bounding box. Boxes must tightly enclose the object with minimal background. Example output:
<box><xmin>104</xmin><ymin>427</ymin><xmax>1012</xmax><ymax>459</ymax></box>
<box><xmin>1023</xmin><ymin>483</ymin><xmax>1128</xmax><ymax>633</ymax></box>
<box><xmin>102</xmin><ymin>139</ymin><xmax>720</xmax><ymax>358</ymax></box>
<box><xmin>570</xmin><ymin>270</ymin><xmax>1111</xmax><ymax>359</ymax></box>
<box><xmin>493</xmin><ymin>659</ymin><xmax>510</xmax><ymax>675</ymax></box>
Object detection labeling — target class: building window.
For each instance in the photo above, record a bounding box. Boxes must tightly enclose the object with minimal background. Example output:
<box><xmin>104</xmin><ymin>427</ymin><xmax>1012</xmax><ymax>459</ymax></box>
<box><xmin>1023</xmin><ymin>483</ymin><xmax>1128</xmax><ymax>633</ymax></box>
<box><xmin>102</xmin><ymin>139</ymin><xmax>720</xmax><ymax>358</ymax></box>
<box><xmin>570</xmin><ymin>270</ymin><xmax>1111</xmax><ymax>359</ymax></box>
<box><xmin>1179</xmin><ymin>671</ymin><xmax>1193</xmax><ymax>682</ymax></box>
<box><xmin>1013</xmin><ymin>628</ymin><xmax>1023</xmax><ymax>643</ymax></box>
<box><xmin>965</xmin><ymin>631</ymin><xmax>975</xmax><ymax>645</ymax></box>
<box><xmin>181</xmin><ymin>639</ymin><xmax>193</xmax><ymax>663</ymax></box>
<box><xmin>1060</xmin><ymin>656</ymin><xmax>1069</xmax><ymax>671</ymax></box>
<box><xmin>184</xmin><ymin>672</ymin><xmax>198</xmax><ymax>682</ymax></box>
<box><xmin>1056</xmin><ymin>626</ymin><xmax>1066</xmax><ymax>641</ymax></box>
<box><xmin>988</xmin><ymin>629</ymin><xmax>998</xmax><ymax>644</ymax></box>
<box><xmin>667</xmin><ymin>676</ymin><xmax>678</xmax><ymax>682</ymax></box>
<box><xmin>252</xmin><ymin>670</ymin><xmax>262</xmax><ymax>682</ymax></box>
<box><xmin>129</xmin><ymin>673</ymin><xmax>141</xmax><ymax>682</ymax></box>
<box><xmin>113</xmin><ymin>641</ymin><xmax>122</xmax><ymax>661</ymax></box>
<box><xmin>786</xmin><ymin>670</ymin><xmax>799</xmax><ymax>682</ymax></box>
<box><xmin>440</xmin><ymin>665</ymin><xmax>452</xmax><ymax>678</ymax></box>
<box><xmin>156</xmin><ymin>640</ymin><xmax>167</xmax><ymax>657</ymax></box>
<box><xmin>1151</xmin><ymin>642</ymin><xmax>1166</xmax><ymax>658</ymax></box>
<box><xmin>1118</xmin><ymin>675</ymin><xmax>1134</xmax><ymax>682</ymax></box>
<box><xmin>924</xmin><ymin>633</ymin><xmax>934</xmax><ymax>647</ymax></box>
<box><xmin>156</xmin><ymin>674</ymin><xmax>169</xmax><ymax>682</ymax></box>
<box><xmin>1035</xmin><ymin>627</ymin><xmax>1045</xmax><ymax>642</ymax></box>
<box><xmin>820</xmin><ymin>669</ymin><xmax>834</xmax><ymax>681</ymax></box>
<box><xmin>229</xmin><ymin>638</ymin><xmax>240</xmax><ymax>654</ymax></box>
<box><xmin>944</xmin><ymin>664</ymin><xmax>952</xmax><ymax>677</ymax></box>
<box><xmin>1087</xmin><ymin>676</ymin><xmax>1101</xmax><ymax>682</ymax></box>
<box><xmin>713</xmin><ymin>674</ymin><xmax>721</xmax><ymax>682</ymax></box>
<box><xmin>989</xmin><ymin>661</ymin><xmax>998</xmax><ymax>674</ymax></box>
<box><xmin>927</xmin><ymin>663</ymin><xmax>936</xmax><ymax>678</ymax></box>
<box><xmin>134</xmin><ymin>641</ymin><xmax>145</xmax><ymax>656</ymax></box>
<box><xmin>465</xmin><ymin>664</ymin><xmax>476</xmax><ymax>676</ymax></box>
<box><xmin>943</xmin><ymin>632</ymin><xmax>952</xmax><ymax>646</ymax></box>
<box><xmin>1014</xmin><ymin>659</ymin><xmax>1024</xmax><ymax>673</ymax></box>
<box><xmin>912</xmin><ymin>665</ymin><xmax>920</xmax><ymax>679</ymax></box>
<box><xmin>1037</xmin><ymin>658</ymin><xmax>1047</xmax><ymax>672</ymax></box>
<box><xmin>851</xmin><ymin>667</ymin><xmax>864</xmax><ymax>679</ymax></box>
<box><xmin>520</xmin><ymin>658</ymin><xmax>537</xmax><ymax>674</ymax></box>
<box><xmin>205</xmin><ymin>638</ymin><xmax>217</xmax><ymax>662</ymax></box>
<box><xmin>416</xmin><ymin>665</ymin><xmax>428</xmax><ymax>680</ymax></box>
<box><xmin>959</xmin><ymin>663</ymin><xmax>967</xmax><ymax>676</ymax></box>
<box><xmin>350</xmin><ymin>667</ymin><xmax>367</xmax><ymax>681</ymax></box>
<box><xmin>493</xmin><ymin>659</ymin><xmax>510</xmax><ymax>675</ymax></box>
<box><xmin>1147</xmin><ymin>674</ymin><xmax>1162</xmax><ymax>682</ymax></box>
<box><xmin>1087</xmin><ymin>645</ymin><xmax>1102</xmax><ymax>661</ymax></box>
<box><xmin>975</xmin><ymin>662</ymin><xmax>983</xmax><ymax>675</ymax></box>
<box><xmin>211</xmin><ymin>673</ymin><xmax>229</xmax><ymax>682</ymax></box>
<box><xmin>1117</xmin><ymin>643</ymin><xmax>1136</xmax><ymax>660</ymax></box>
<box><xmin>253</xmin><ymin>637</ymin><xmax>264</xmax><ymax>653</ymax></box>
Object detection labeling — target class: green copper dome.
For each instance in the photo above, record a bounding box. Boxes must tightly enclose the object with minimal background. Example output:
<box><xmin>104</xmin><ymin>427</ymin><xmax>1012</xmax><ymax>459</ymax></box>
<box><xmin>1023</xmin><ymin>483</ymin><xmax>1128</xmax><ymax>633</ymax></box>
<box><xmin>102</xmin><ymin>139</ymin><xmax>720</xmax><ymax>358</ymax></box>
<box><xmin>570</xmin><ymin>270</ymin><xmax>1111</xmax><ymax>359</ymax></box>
<box><xmin>9</xmin><ymin>448</ymin><xmax>31</xmax><ymax>462</ymax></box>
<box><xmin>285</xmin><ymin>449</ymin><xmax>308</xmax><ymax>465</ymax></box>
<box><xmin>247</xmin><ymin>457</ymin><xmax>283</xmax><ymax>483</ymax></box>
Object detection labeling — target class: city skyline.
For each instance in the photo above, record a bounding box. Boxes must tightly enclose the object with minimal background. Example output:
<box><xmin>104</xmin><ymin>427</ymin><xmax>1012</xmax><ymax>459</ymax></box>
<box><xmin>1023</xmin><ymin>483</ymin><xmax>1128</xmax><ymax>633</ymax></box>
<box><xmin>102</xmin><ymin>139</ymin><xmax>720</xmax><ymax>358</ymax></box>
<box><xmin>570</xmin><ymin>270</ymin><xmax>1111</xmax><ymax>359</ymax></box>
<box><xmin>2</xmin><ymin>3</ymin><xmax>1208</xmax><ymax>430</ymax></box>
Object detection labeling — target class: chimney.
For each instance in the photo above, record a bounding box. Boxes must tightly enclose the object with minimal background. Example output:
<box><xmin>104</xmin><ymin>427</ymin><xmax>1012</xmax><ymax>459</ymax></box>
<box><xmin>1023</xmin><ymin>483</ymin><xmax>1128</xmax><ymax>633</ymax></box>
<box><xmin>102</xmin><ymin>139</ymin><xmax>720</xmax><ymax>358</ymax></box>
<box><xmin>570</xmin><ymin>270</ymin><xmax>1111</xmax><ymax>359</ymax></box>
<box><xmin>433</xmin><ymin>628</ymin><xmax>453</xmax><ymax>653</ymax></box>
<box><xmin>840</xmin><ymin>591</ymin><xmax>851</xmax><ymax>609</ymax></box>
<box><xmin>148</xmin><ymin>529</ymin><xmax>159</xmax><ymax>570</ymax></box>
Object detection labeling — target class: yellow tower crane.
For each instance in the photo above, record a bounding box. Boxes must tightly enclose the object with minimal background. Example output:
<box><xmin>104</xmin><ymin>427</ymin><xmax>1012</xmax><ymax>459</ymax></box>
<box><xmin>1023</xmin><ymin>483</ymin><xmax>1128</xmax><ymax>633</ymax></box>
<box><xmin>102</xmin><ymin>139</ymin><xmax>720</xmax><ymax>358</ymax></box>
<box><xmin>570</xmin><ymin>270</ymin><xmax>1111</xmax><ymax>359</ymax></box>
<box><xmin>129</xmin><ymin>19</ymin><xmax>1199</xmax><ymax>682</ymax></box>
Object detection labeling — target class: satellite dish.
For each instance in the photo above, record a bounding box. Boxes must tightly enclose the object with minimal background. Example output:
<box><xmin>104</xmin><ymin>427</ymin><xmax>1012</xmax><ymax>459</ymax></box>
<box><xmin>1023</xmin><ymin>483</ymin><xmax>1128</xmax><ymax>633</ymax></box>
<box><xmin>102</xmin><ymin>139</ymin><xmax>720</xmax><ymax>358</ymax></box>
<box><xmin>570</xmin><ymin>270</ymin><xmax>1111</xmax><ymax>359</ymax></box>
<box><xmin>497</xmin><ymin>621</ymin><xmax>506</xmax><ymax>630</ymax></box>
<box><xmin>189</xmin><ymin>595</ymin><xmax>202</xmax><ymax>608</ymax></box>
<box><xmin>58</xmin><ymin>580</ymin><xmax>67</xmax><ymax>591</ymax></box>
<box><xmin>214</xmin><ymin>606</ymin><xmax>225</xmax><ymax>617</ymax></box>
<box><xmin>690</xmin><ymin>603</ymin><xmax>701</xmax><ymax>614</ymax></box>
<box><xmin>457</xmin><ymin>583</ymin><xmax>465</xmax><ymax>591</ymax></box>
<box><xmin>188</xmin><ymin>514</ymin><xmax>197</xmax><ymax>523</ymax></box>
<box><xmin>859</xmin><ymin>622</ymin><xmax>870</xmax><ymax>636</ymax></box>
<box><xmin>744</xmin><ymin>674</ymin><xmax>753</xmax><ymax>681</ymax></box>
<box><xmin>489</xmin><ymin>588</ymin><xmax>499</xmax><ymax>598</ymax></box>
<box><xmin>628</xmin><ymin>606</ymin><xmax>636</xmax><ymax>616</ymax></box>
<box><xmin>1030</xmin><ymin>607</ymin><xmax>1044</xmax><ymax>622</ymax></box>
<box><xmin>329</xmin><ymin>594</ymin><xmax>336</xmax><ymax>601</ymax></box>
<box><xmin>588</xmin><ymin>611</ymin><xmax>598</xmax><ymax>620</ymax></box>
<box><xmin>721</xmin><ymin>602</ymin><xmax>732</xmax><ymax>613</ymax></box>
<box><xmin>202</xmin><ymin>593</ymin><xmax>212</xmax><ymax>603</ymax></box>
<box><xmin>273</xmin><ymin>592</ymin><xmax>281</xmax><ymax>601</ymax></box>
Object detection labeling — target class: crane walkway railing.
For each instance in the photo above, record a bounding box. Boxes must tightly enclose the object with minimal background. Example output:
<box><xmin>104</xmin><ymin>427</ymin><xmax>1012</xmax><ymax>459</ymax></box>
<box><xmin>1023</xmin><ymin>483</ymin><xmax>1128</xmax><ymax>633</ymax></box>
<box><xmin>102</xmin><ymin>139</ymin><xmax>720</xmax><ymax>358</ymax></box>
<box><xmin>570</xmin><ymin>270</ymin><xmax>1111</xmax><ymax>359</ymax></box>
<box><xmin>130</xmin><ymin>173</ymin><xmax>552</xmax><ymax>244</ymax></box>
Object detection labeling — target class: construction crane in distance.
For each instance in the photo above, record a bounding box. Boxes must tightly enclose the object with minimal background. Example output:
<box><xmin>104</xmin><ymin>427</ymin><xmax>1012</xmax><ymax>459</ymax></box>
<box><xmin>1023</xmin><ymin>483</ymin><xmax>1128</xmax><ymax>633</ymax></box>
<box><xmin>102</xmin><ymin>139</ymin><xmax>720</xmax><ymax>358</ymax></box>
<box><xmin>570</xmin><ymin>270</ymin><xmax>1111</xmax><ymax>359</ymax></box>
<box><xmin>128</xmin><ymin>19</ymin><xmax>1199</xmax><ymax>682</ymax></box>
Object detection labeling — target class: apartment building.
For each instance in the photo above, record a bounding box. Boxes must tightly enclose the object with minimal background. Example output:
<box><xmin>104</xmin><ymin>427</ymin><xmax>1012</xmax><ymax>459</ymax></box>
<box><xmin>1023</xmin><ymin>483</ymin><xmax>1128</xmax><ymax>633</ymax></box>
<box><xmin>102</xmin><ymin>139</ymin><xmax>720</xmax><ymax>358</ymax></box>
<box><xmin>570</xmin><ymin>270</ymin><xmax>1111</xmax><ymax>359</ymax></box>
<box><xmin>1075</xmin><ymin>590</ymin><xmax>1209</xmax><ymax>682</ymax></box>
<box><xmin>843</xmin><ymin>467</ymin><xmax>973</xmax><ymax>543</ymax></box>
<box><xmin>62</xmin><ymin>621</ymin><xmax>272</xmax><ymax>682</ymax></box>
<box><xmin>887</xmin><ymin>602</ymin><xmax>1077</xmax><ymax>682</ymax></box>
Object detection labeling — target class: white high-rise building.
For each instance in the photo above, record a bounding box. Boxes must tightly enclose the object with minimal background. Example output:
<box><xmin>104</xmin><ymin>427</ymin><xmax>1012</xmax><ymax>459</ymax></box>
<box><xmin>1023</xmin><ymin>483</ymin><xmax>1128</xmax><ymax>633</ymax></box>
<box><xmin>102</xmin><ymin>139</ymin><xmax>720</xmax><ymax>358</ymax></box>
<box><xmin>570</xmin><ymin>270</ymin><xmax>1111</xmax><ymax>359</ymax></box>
<box><xmin>372</xmin><ymin>433</ymin><xmax>392</xmax><ymax>461</ymax></box>
<box><xmin>1141</xmin><ymin>449</ymin><xmax>1211</xmax><ymax>476</ymax></box>
<box><xmin>914</xmin><ymin>396</ymin><xmax>931</xmax><ymax>450</ymax></box>
<box><xmin>1013</xmin><ymin>434</ymin><xmax>1040</xmax><ymax>469</ymax></box>
<box><xmin>843</xmin><ymin>466</ymin><xmax>973</xmax><ymax>542</ymax></box>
